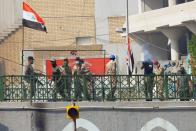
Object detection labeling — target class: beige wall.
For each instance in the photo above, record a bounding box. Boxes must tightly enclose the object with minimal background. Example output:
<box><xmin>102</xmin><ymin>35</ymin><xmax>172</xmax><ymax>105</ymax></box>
<box><xmin>0</xmin><ymin>28</ymin><xmax>23</xmax><ymax>75</ymax></box>
<box><xmin>108</xmin><ymin>16</ymin><xmax>126</xmax><ymax>44</ymax></box>
<box><xmin>24</xmin><ymin>0</ymin><xmax>96</xmax><ymax>49</ymax></box>
<box><xmin>0</xmin><ymin>0</ymin><xmax>98</xmax><ymax>75</ymax></box>
<box><xmin>0</xmin><ymin>0</ymin><xmax>126</xmax><ymax>75</ymax></box>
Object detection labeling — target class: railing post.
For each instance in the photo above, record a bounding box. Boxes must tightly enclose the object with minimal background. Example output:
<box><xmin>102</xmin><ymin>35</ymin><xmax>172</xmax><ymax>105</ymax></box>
<box><xmin>82</xmin><ymin>75</ymin><xmax>88</xmax><ymax>101</ymax></box>
<box><xmin>101</xmin><ymin>76</ymin><xmax>105</xmax><ymax>101</ymax></box>
<box><xmin>155</xmin><ymin>75</ymin><xmax>158</xmax><ymax>99</ymax></box>
<box><xmin>164</xmin><ymin>74</ymin><xmax>169</xmax><ymax>100</ymax></box>
<box><xmin>174</xmin><ymin>75</ymin><xmax>177</xmax><ymax>99</ymax></box>
<box><xmin>193</xmin><ymin>76</ymin><xmax>196</xmax><ymax>99</ymax></box>
<box><xmin>0</xmin><ymin>76</ymin><xmax>4</xmax><ymax>101</ymax></box>
<box><xmin>63</xmin><ymin>75</ymin><xmax>66</xmax><ymax>101</ymax></box>
<box><xmin>92</xmin><ymin>76</ymin><xmax>95</xmax><ymax>101</ymax></box>
<box><xmin>119</xmin><ymin>75</ymin><xmax>122</xmax><ymax>101</ymax></box>
<box><xmin>128</xmin><ymin>75</ymin><xmax>131</xmax><ymax>101</ymax></box>
<box><xmin>20</xmin><ymin>75</ymin><xmax>24</xmax><ymax>102</ymax></box>
<box><xmin>137</xmin><ymin>75</ymin><xmax>140</xmax><ymax>99</ymax></box>
<box><xmin>11</xmin><ymin>76</ymin><xmax>14</xmax><ymax>101</ymax></box>
<box><xmin>45</xmin><ymin>75</ymin><xmax>49</xmax><ymax>101</ymax></box>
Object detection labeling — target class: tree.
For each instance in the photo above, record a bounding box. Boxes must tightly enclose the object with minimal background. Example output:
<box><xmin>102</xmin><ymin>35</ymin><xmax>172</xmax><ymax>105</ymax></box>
<box><xmin>188</xmin><ymin>35</ymin><xmax>196</xmax><ymax>75</ymax></box>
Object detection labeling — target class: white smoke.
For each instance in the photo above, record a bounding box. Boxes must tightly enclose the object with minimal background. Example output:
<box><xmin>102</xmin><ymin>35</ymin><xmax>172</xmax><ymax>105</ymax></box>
<box><xmin>142</xmin><ymin>44</ymin><xmax>153</xmax><ymax>61</ymax></box>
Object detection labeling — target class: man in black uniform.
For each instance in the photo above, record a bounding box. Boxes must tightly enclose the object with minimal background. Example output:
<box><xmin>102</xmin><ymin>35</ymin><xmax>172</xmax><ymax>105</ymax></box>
<box><xmin>141</xmin><ymin>59</ymin><xmax>154</xmax><ymax>101</ymax></box>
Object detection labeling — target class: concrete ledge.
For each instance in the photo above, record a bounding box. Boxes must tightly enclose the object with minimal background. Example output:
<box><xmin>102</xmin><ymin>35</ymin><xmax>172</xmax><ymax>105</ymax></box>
<box><xmin>0</xmin><ymin>101</ymin><xmax>196</xmax><ymax>110</ymax></box>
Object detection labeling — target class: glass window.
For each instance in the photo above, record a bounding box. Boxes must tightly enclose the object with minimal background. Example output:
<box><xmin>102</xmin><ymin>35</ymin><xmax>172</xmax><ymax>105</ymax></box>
<box><xmin>176</xmin><ymin>0</ymin><xmax>185</xmax><ymax>4</ymax></box>
<box><xmin>163</xmin><ymin>0</ymin><xmax>168</xmax><ymax>7</ymax></box>
<box><xmin>76</xmin><ymin>37</ymin><xmax>93</xmax><ymax>45</ymax></box>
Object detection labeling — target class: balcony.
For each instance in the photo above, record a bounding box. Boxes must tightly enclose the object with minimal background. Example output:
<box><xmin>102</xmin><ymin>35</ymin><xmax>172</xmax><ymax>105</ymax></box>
<box><xmin>0</xmin><ymin>75</ymin><xmax>195</xmax><ymax>102</ymax></box>
<box><xmin>129</xmin><ymin>1</ymin><xmax>196</xmax><ymax>33</ymax></box>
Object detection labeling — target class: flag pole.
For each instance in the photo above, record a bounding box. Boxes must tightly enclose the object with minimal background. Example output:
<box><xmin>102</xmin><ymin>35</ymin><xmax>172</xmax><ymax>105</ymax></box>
<box><xmin>22</xmin><ymin>26</ymin><xmax>24</xmax><ymax>75</ymax></box>
<box><xmin>126</xmin><ymin>0</ymin><xmax>131</xmax><ymax>75</ymax></box>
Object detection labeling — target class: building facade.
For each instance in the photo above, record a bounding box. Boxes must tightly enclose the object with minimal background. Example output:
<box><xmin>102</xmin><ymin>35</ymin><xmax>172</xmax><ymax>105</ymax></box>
<box><xmin>0</xmin><ymin>0</ymin><xmax>101</xmax><ymax>75</ymax></box>
<box><xmin>1</xmin><ymin>0</ymin><xmax>195</xmax><ymax>75</ymax></box>
<box><xmin>0</xmin><ymin>0</ymin><xmax>139</xmax><ymax>75</ymax></box>
<box><xmin>128</xmin><ymin>0</ymin><xmax>196</xmax><ymax>62</ymax></box>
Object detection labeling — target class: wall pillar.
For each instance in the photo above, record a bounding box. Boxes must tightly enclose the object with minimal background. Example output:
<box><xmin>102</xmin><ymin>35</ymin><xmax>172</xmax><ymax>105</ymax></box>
<box><xmin>159</xmin><ymin>27</ymin><xmax>186</xmax><ymax>60</ymax></box>
<box><xmin>138</xmin><ymin>0</ymin><xmax>143</xmax><ymax>13</ymax></box>
<box><xmin>183</xmin><ymin>21</ymin><xmax>196</xmax><ymax>35</ymax></box>
<box><xmin>168</xmin><ymin>0</ymin><xmax>176</xmax><ymax>6</ymax></box>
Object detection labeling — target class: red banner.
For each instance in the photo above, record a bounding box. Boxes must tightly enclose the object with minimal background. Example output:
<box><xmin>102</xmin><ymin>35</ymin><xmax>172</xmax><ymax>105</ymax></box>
<box><xmin>46</xmin><ymin>58</ymin><xmax>110</xmax><ymax>76</ymax></box>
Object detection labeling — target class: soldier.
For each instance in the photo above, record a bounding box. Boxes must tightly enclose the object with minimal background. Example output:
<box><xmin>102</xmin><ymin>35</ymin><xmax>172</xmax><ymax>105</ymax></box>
<box><xmin>24</xmin><ymin>56</ymin><xmax>43</xmax><ymax>99</ymax></box>
<box><xmin>51</xmin><ymin>58</ymin><xmax>65</xmax><ymax>100</ymax></box>
<box><xmin>24</xmin><ymin>56</ymin><xmax>36</xmax><ymax>99</ymax></box>
<box><xmin>168</xmin><ymin>61</ymin><xmax>178</xmax><ymax>98</ymax></box>
<box><xmin>62</xmin><ymin>58</ymin><xmax>72</xmax><ymax>101</ymax></box>
<box><xmin>141</xmin><ymin>59</ymin><xmax>154</xmax><ymax>101</ymax></box>
<box><xmin>176</xmin><ymin>67</ymin><xmax>192</xmax><ymax>101</ymax></box>
<box><xmin>106</xmin><ymin>55</ymin><xmax>117</xmax><ymax>101</ymax></box>
<box><xmin>153</xmin><ymin>60</ymin><xmax>164</xmax><ymax>100</ymax></box>
<box><xmin>80</xmin><ymin>59</ymin><xmax>93</xmax><ymax>100</ymax></box>
<box><xmin>72</xmin><ymin>57</ymin><xmax>83</xmax><ymax>101</ymax></box>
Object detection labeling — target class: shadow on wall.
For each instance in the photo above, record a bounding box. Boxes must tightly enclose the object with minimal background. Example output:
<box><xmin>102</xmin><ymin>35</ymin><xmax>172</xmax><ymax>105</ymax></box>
<box><xmin>31</xmin><ymin>111</ymin><xmax>46</xmax><ymax>131</ymax></box>
<box><xmin>0</xmin><ymin>60</ymin><xmax>5</xmax><ymax>75</ymax></box>
<box><xmin>78</xmin><ymin>127</ymin><xmax>88</xmax><ymax>131</ymax></box>
<box><xmin>0</xmin><ymin>123</ymin><xmax>9</xmax><ymax>131</ymax></box>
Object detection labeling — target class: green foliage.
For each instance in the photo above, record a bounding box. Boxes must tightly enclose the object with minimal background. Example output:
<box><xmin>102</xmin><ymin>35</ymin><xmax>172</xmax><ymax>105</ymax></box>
<box><xmin>188</xmin><ymin>35</ymin><xmax>196</xmax><ymax>75</ymax></box>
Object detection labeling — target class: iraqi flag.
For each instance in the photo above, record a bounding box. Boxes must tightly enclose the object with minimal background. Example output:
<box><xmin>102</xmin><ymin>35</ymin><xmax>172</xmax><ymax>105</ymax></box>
<box><xmin>23</xmin><ymin>2</ymin><xmax>47</xmax><ymax>32</ymax></box>
<box><xmin>127</xmin><ymin>37</ymin><xmax>134</xmax><ymax>75</ymax></box>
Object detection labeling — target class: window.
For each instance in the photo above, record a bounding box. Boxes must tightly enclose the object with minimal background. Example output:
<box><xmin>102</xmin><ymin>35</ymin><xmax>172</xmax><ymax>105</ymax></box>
<box><xmin>163</xmin><ymin>0</ymin><xmax>168</xmax><ymax>7</ymax></box>
<box><xmin>176</xmin><ymin>0</ymin><xmax>185</xmax><ymax>4</ymax></box>
<box><xmin>76</xmin><ymin>37</ymin><xmax>93</xmax><ymax>45</ymax></box>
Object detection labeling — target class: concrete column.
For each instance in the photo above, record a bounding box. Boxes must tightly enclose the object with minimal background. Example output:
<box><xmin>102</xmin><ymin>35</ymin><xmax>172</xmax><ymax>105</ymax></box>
<box><xmin>138</xmin><ymin>0</ymin><xmax>143</xmax><ymax>13</ymax></box>
<box><xmin>168</xmin><ymin>0</ymin><xmax>176</xmax><ymax>6</ymax></box>
<box><xmin>170</xmin><ymin>39</ymin><xmax>179</xmax><ymax>60</ymax></box>
<box><xmin>183</xmin><ymin>21</ymin><xmax>196</xmax><ymax>35</ymax></box>
<box><xmin>159</xmin><ymin>27</ymin><xmax>186</xmax><ymax>60</ymax></box>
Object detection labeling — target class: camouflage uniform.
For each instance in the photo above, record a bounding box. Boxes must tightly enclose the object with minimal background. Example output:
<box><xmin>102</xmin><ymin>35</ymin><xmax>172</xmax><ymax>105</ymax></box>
<box><xmin>106</xmin><ymin>60</ymin><xmax>117</xmax><ymax>100</ymax></box>
<box><xmin>73</xmin><ymin>64</ymin><xmax>83</xmax><ymax>101</ymax></box>
<box><xmin>154</xmin><ymin>65</ymin><xmax>164</xmax><ymax>100</ymax></box>
<box><xmin>80</xmin><ymin>63</ymin><xmax>93</xmax><ymax>100</ymax></box>
<box><xmin>24</xmin><ymin>64</ymin><xmax>37</xmax><ymax>98</ymax></box>
<box><xmin>62</xmin><ymin>62</ymin><xmax>72</xmax><ymax>100</ymax></box>
<box><xmin>176</xmin><ymin>68</ymin><xmax>192</xmax><ymax>101</ymax></box>
<box><xmin>52</xmin><ymin>66</ymin><xmax>65</xmax><ymax>100</ymax></box>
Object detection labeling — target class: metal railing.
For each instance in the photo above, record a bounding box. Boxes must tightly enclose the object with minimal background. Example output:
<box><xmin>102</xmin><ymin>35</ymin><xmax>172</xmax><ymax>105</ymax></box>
<box><xmin>0</xmin><ymin>75</ymin><xmax>195</xmax><ymax>102</ymax></box>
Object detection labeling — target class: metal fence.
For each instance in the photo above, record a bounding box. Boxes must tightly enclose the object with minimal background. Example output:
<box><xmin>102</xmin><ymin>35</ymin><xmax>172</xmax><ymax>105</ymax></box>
<box><xmin>0</xmin><ymin>75</ymin><xmax>195</xmax><ymax>102</ymax></box>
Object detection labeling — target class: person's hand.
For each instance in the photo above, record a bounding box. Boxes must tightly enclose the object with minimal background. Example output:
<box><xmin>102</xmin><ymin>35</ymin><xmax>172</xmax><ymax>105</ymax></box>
<box><xmin>176</xmin><ymin>89</ymin><xmax>179</xmax><ymax>95</ymax></box>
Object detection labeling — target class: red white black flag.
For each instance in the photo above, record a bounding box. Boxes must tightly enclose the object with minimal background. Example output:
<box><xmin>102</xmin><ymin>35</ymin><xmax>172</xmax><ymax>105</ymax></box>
<box><xmin>127</xmin><ymin>37</ymin><xmax>134</xmax><ymax>75</ymax></box>
<box><xmin>23</xmin><ymin>2</ymin><xmax>47</xmax><ymax>32</ymax></box>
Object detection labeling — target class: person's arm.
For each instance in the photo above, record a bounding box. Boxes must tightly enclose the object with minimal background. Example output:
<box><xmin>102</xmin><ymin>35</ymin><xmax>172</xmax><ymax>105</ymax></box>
<box><xmin>84</xmin><ymin>62</ymin><xmax>92</xmax><ymax>67</ymax></box>
<box><xmin>141</xmin><ymin>65</ymin><xmax>144</xmax><ymax>70</ymax></box>
<box><xmin>24</xmin><ymin>65</ymin><xmax>28</xmax><ymax>75</ymax></box>
<box><xmin>105</xmin><ymin>64</ymin><xmax>110</xmax><ymax>75</ymax></box>
<box><xmin>114</xmin><ymin>62</ymin><xmax>117</xmax><ymax>74</ymax></box>
<box><xmin>176</xmin><ymin>79</ymin><xmax>179</xmax><ymax>94</ymax></box>
<box><xmin>157</xmin><ymin>67</ymin><xmax>164</xmax><ymax>75</ymax></box>
<box><xmin>33</xmin><ymin>69</ymin><xmax>45</xmax><ymax>75</ymax></box>
<box><xmin>188</xmin><ymin>78</ymin><xmax>193</xmax><ymax>96</ymax></box>
<box><xmin>189</xmin><ymin>81</ymin><xmax>193</xmax><ymax>95</ymax></box>
<box><xmin>141</xmin><ymin>62</ymin><xmax>145</xmax><ymax>70</ymax></box>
